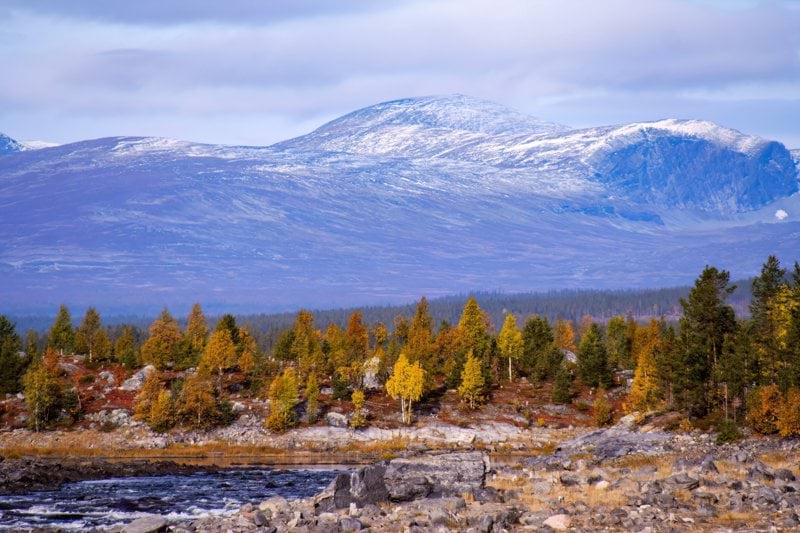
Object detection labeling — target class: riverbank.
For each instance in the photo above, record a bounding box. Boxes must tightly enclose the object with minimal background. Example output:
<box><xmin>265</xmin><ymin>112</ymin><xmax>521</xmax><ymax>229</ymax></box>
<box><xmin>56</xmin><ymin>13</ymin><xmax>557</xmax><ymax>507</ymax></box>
<box><xmin>172</xmin><ymin>426</ymin><xmax>800</xmax><ymax>532</ymax></box>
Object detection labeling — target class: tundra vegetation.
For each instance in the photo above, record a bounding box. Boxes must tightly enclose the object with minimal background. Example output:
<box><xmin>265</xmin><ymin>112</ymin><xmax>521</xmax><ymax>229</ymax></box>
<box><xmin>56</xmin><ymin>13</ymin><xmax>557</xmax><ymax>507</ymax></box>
<box><xmin>1</xmin><ymin>255</ymin><xmax>800</xmax><ymax>440</ymax></box>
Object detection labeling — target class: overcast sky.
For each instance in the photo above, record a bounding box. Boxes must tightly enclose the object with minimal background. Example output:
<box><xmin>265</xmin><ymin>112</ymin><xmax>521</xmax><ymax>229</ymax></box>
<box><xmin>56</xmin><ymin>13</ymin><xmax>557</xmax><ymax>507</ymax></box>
<box><xmin>1</xmin><ymin>0</ymin><xmax>799</xmax><ymax>147</ymax></box>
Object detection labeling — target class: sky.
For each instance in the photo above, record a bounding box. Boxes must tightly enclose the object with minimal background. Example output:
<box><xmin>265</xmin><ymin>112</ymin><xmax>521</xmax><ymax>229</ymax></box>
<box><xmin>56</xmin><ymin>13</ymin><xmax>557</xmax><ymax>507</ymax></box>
<box><xmin>1</xmin><ymin>0</ymin><xmax>799</xmax><ymax>148</ymax></box>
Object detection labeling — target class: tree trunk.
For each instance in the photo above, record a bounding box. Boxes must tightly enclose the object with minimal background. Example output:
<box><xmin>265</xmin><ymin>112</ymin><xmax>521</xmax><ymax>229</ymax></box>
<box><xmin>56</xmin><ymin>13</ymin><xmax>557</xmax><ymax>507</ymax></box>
<box><xmin>508</xmin><ymin>357</ymin><xmax>513</xmax><ymax>382</ymax></box>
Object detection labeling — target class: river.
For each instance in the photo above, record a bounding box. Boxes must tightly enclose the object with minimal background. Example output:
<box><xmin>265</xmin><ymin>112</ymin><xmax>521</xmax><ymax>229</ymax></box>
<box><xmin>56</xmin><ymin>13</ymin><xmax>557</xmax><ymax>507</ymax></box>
<box><xmin>0</xmin><ymin>466</ymin><xmax>342</xmax><ymax>530</ymax></box>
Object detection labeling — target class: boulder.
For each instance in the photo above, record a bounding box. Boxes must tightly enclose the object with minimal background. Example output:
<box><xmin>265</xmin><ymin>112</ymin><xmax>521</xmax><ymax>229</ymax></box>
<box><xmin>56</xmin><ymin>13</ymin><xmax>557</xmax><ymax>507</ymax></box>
<box><xmin>326</xmin><ymin>412</ymin><xmax>349</xmax><ymax>428</ymax></box>
<box><xmin>120</xmin><ymin>365</ymin><xmax>156</xmax><ymax>391</ymax></box>
<box><xmin>362</xmin><ymin>356</ymin><xmax>381</xmax><ymax>390</ymax></box>
<box><xmin>316</xmin><ymin>452</ymin><xmax>488</xmax><ymax>511</ymax></box>
<box><xmin>543</xmin><ymin>514</ymin><xmax>571</xmax><ymax>530</ymax></box>
<box><xmin>122</xmin><ymin>515</ymin><xmax>167</xmax><ymax>533</ymax></box>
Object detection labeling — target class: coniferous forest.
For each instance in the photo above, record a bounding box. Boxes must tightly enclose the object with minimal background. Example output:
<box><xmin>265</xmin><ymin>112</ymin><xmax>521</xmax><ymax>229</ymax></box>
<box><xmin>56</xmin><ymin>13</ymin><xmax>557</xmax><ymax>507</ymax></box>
<box><xmin>1</xmin><ymin>255</ymin><xmax>799</xmax><ymax>439</ymax></box>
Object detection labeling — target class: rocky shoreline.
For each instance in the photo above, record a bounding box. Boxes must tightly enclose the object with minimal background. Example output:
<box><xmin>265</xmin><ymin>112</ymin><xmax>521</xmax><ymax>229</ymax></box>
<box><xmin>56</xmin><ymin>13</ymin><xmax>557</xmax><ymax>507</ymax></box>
<box><xmin>161</xmin><ymin>422</ymin><xmax>800</xmax><ymax>532</ymax></box>
<box><xmin>5</xmin><ymin>418</ymin><xmax>800</xmax><ymax>531</ymax></box>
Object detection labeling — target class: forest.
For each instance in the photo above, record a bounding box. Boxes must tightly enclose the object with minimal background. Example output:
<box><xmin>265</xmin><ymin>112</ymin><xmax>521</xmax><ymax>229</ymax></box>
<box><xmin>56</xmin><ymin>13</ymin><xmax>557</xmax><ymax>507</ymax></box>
<box><xmin>0</xmin><ymin>255</ymin><xmax>798</xmax><ymax>441</ymax></box>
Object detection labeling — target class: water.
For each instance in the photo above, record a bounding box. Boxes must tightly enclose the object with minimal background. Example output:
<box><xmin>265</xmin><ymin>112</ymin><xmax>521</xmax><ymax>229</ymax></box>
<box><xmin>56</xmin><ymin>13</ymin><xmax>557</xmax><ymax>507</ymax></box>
<box><xmin>0</xmin><ymin>467</ymin><xmax>341</xmax><ymax>530</ymax></box>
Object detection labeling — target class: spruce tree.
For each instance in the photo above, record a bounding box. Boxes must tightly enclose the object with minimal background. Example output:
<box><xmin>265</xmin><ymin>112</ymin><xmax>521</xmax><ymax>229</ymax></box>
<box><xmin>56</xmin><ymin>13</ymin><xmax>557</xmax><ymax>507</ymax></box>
<box><xmin>675</xmin><ymin>266</ymin><xmax>736</xmax><ymax>417</ymax></box>
<box><xmin>521</xmin><ymin>316</ymin><xmax>554</xmax><ymax>379</ymax></box>
<box><xmin>750</xmin><ymin>255</ymin><xmax>786</xmax><ymax>383</ymax></box>
<box><xmin>48</xmin><ymin>305</ymin><xmax>74</xmax><ymax>355</ymax></box>
<box><xmin>552</xmin><ymin>361</ymin><xmax>574</xmax><ymax>404</ymax></box>
<box><xmin>114</xmin><ymin>326</ymin><xmax>138</xmax><ymax>368</ymax></box>
<box><xmin>577</xmin><ymin>323</ymin><xmax>611</xmax><ymax>388</ymax></box>
<box><xmin>183</xmin><ymin>303</ymin><xmax>209</xmax><ymax>366</ymax></box>
<box><xmin>406</xmin><ymin>297</ymin><xmax>434</xmax><ymax>372</ymax></box>
<box><xmin>0</xmin><ymin>316</ymin><xmax>23</xmax><ymax>393</ymax></box>
<box><xmin>605</xmin><ymin>316</ymin><xmax>632</xmax><ymax>370</ymax></box>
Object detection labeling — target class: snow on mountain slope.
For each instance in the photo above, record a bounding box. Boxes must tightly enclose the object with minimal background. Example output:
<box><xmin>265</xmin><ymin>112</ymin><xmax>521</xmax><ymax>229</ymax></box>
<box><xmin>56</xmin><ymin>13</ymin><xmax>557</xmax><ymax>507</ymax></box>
<box><xmin>279</xmin><ymin>97</ymin><xmax>797</xmax><ymax>213</ymax></box>
<box><xmin>21</xmin><ymin>140</ymin><xmax>60</xmax><ymax>150</ymax></box>
<box><xmin>0</xmin><ymin>133</ymin><xmax>24</xmax><ymax>155</ymax></box>
<box><xmin>0</xmin><ymin>96</ymin><xmax>798</xmax><ymax>313</ymax></box>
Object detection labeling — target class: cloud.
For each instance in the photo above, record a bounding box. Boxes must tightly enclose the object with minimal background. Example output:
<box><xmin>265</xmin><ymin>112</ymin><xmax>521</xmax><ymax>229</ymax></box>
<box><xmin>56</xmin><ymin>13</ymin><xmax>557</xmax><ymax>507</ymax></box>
<box><xmin>0</xmin><ymin>0</ymin><xmax>798</xmax><ymax>146</ymax></box>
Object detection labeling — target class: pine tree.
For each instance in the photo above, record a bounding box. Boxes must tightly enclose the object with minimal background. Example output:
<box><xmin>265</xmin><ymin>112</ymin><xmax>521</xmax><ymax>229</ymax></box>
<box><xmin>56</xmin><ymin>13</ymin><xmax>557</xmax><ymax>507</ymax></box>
<box><xmin>184</xmin><ymin>303</ymin><xmax>209</xmax><ymax>354</ymax></box>
<box><xmin>498</xmin><ymin>313</ymin><xmax>523</xmax><ymax>382</ymax></box>
<box><xmin>199</xmin><ymin>328</ymin><xmax>238</xmax><ymax>387</ymax></box>
<box><xmin>48</xmin><ymin>305</ymin><xmax>74</xmax><ymax>355</ymax></box>
<box><xmin>750</xmin><ymin>256</ymin><xmax>786</xmax><ymax>384</ymax></box>
<box><xmin>0</xmin><ymin>316</ymin><xmax>23</xmax><ymax>394</ymax></box>
<box><xmin>237</xmin><ymin>327</ymin><xmax>258</xmax><ymax>376</ymax></box>
<box><xmin>577</xmin><ymin>323</ymin><xmax>611</xmax><ymax>388</ymax></box>
<box><xmin>521</xmin><ymin>316</ymin><xmax>555</xmax><ymax>380</ymax></box>
<box><xmin>676</xmin><ymin>266</ymin><xmax>737</xmax><ymax>417</ymax></box>
<box><xmin>291</xmin><ymin>310</ymin><xmax>321</xmax><ymax>378</ymax></box>
<box><xmin>458</xmin><ymin>351</ymin><xmax>486</xmax><ymax>409</ymax></box>
<box><xmin>215</xmin><ymin>314</ymin><xmax>240</xmax><ymax>346</ymax></box>
<box><xmin>114</xmin><ymin>326</ymin><xmax>138</xmax><ymax>368</ymax></box>
<box><xmin>386</xmin><ymin>353</ymin><xmax>425</xmax><ymax>425</ymax></box>
<box><xmin>25</xmin><ymin>329</ymin><xmax>40</xmax><ymax>361</ymax></box>
<box><xmin>554</xmin><ymin>319</ymin><xmax>577</xmax><ymax>353</ymax></box>
<box><xmin>605</xmin><ymin>316</ymin><xmax>632</xmax><ymax>370</ymax></box>
<box><xmin>75</xmin><ymin>307</ymin><xmax>109</xmax><ymax>363</ymax></box>
<box><xmin>140</xmin><ymin>309</ymin><xmax>182</xmax><ymax>369</ymax></box>
<box><xmin>406</xmin><ymin>297</ymin><xmax>434</xmax><ymax>372</ymax></box>
<box><xmin>552</xmin><ymin>362</ymin><xmax>574</xmax><ymax>404</ymax></box>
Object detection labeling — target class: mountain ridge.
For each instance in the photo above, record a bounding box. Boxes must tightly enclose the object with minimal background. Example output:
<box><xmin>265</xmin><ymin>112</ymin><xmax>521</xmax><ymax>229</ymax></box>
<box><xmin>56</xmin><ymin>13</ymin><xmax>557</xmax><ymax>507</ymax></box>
<box><xmin>0</xmin><ymin>95</ymin><xmax>798</xmax><ymax>313</ymax></box>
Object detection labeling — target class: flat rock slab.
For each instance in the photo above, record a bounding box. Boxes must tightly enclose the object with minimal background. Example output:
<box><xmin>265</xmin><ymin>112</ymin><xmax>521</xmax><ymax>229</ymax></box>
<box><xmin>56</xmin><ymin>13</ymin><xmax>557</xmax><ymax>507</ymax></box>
<box><xmin>122</xmin><ymin>515</ymin><xmax>167</xmax><ymax>533</ymax></box>
<box><xmin>316</xmin><ymin>451</ymin><xmax>489</xmax><ymax>511</ymax></box>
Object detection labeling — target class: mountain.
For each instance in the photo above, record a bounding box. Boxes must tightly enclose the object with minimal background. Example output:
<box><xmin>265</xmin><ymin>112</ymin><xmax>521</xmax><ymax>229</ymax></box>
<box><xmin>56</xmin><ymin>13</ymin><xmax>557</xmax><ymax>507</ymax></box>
<box><xmin>0</xmin><ymin>133</ymin><xmax>24</xmax><ymax>155</ymax></box>
<box><xmin>0</xmin><ymin>95</ymin><xmax>798</xmax><ymax>314</ymax></box>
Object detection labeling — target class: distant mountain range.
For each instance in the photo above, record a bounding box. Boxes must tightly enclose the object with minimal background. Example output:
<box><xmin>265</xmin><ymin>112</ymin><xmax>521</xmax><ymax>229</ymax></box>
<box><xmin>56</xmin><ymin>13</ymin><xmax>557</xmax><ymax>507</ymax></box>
<box><xmin>0</xmin><ymin>95</ymin><xmax>798</xmax><ymax>314</ymax></box>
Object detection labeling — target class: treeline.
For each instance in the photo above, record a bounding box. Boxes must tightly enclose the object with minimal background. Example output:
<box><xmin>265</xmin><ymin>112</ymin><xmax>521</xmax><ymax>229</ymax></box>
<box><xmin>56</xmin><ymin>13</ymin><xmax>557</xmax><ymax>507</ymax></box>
<box><xmin>0</xmin><ymin>255</ymin><xmax>797</xmax><ymax>439</ymax></box>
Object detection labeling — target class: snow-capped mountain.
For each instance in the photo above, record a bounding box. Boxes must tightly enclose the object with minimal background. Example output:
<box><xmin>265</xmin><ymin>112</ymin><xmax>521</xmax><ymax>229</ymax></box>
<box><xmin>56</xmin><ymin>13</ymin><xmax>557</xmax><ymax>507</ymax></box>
<box><xmin>0</xmin><ymin>133</ymin><xmax>24</xmax><ymax>155</ymax></box>
<box><xmin>0</xmin><ymin>95</ymin><xmax>798</xmax><ymax>313</ymax></box>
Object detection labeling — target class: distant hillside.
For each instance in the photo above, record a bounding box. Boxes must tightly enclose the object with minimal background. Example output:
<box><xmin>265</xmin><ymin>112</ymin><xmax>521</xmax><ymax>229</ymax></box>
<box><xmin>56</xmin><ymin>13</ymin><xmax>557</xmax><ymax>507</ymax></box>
<box><xmin>0</xmin><ymin>95</ymin><xmax>797</xmax><ymax>313</ymax></box>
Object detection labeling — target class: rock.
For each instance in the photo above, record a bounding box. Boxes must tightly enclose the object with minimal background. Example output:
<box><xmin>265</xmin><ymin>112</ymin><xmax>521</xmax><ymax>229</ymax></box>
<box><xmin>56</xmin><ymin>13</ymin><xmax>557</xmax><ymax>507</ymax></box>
<box><xmin>383</xmin><ymin>452</ymin><xmax>488</xmax><ymax>500</ymax></box>
<box><xmin>317</xmin><ymin>452</ymin><xmax>487</xmax><ymax>510</ymax></box>
<box><xmin>122</xmin><ymin>515</ymin><xmax>167</xmax><ymax>533</ymax></box>
<box><xmin>543</xmin><ymin>513</ymin><xmax>571</xmax><ymax>530</ymax></box>
<box><xmin>595</xmin><ymin>480</ymin><xmax>610</xmax><ymax>490</ymax></box>
<box><xmin>253</xmin><ymin>511</ymin><xmax>268</xmax><ymax>527</ymax></box>
<box><xmin>99</xmin><ymin>370</ymin><xmax>116</xmax><ymax>385</ymax></box>
<box><xmin>260</xmin><ymin>495</ymin><xmax>291</xmax><ymax>517</ymax></box>
<box><xmin>362</xmin><ymin>356</ymin><xmax>381</xmax><ymax>390</ymax></box>
<box><xmin>120</xmin><ymin>365</ymin><xmax>156</xmax><ymax>391</ymax></box>
<box><xmin>326</xmin><ymin>412</ymin><xmax>349</xmax><ymax>428</ymax></box>
<box><xmin>337</xmin><ymin>517</ymin><xmax>363</xmax><ymax>531</ymax></box>
<box><xmin>775</xmin><ymin>468</ymin><xmax>796</xmax><ymax>482</ymax></box>
<box><xmin>315</xmin><ymin>463</ymin><xmax>389</xmax><ymax>512</ymax></box>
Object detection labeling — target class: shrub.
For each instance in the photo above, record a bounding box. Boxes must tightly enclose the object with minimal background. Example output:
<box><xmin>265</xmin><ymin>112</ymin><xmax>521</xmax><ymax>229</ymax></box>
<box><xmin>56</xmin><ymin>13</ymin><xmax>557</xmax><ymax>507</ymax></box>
<box><xmin>746</xmin><ymin>384</ymin><xmax>782</xmax><ymax>435</ymax></box>
<box><xmin>777</xmin><ymin>388</ymin><xmax>800</xmax><ymax>438</ymax></box>
<box><xmin>593</xmin><ymin>389</ymin><xmax>613</xmax><ymax>427</ymax></box>
<box><xmin>716</xmin><ymin>419</ymin><xmax>743</xmax><ymax>444</ymax></box>
<box><xmin>78</xmin><ymin>374</ymin><xmax>95</xmax><ymax>384</ymax></box>
<box><xmin>350</xmin><ymin>389</ymin><xmax>367</xmax><ymax>429</ymax></box>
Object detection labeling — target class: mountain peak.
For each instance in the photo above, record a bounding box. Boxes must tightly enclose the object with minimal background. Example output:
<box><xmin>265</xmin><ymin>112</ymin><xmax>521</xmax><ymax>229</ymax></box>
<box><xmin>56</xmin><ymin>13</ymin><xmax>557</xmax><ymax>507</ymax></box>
<box><xmin>319</xmin><ymin>94</ymin><xmax>569</xmax><ymax>136</ymax></box>
<box><xmin>0</xmin><ymin>132</ymin><xmax>24</xmax><ymax>155</ymax></box>
<box><xmin>274</xmin><ymin>94</ymin><xmax>568</xmax><ymax>156</ymax></box>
